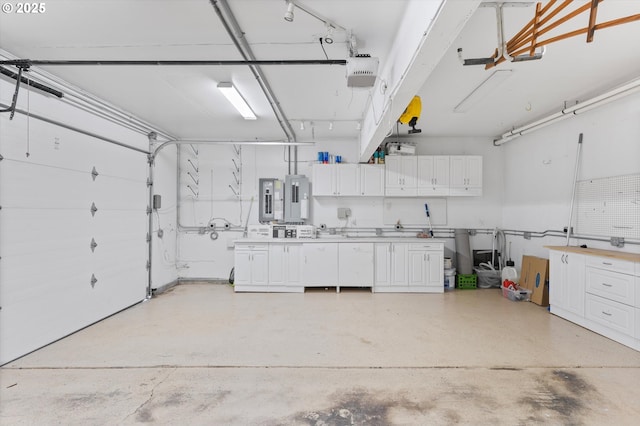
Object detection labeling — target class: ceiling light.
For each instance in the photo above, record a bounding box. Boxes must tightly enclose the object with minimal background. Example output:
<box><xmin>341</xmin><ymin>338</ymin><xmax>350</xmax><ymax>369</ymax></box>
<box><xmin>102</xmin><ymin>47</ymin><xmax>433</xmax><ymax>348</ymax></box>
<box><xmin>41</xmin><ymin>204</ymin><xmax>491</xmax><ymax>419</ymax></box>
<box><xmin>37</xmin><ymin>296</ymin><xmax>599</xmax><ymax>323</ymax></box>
<box><xmin>217</xmin><ymin>82</ymin><xmax>257</xmax><ymax>120</ymax></box>
<box><xmin>453</xmin><ymin>70</ymin><xmax>512</xmax><ymax>113</ymax></box>
<box><xmin>284</xmin><ymin>1</ymin><xmax>295</xmax><ymax>22</ymax></box>
<box><xmin>324</xmin><ymin>24</ymin><xmax>334</xmax><ymax>44</ymax></box>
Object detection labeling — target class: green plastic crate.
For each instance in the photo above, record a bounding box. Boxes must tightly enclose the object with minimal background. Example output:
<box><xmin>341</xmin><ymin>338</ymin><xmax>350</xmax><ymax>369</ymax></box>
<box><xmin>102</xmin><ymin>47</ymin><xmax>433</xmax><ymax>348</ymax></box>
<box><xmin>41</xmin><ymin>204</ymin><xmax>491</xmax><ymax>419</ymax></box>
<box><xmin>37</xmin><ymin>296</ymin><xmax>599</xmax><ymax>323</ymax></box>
<box><xmin>457</xmin><ymin>274</ymin><xmax>477</xmax><ymax>289</ymax></box>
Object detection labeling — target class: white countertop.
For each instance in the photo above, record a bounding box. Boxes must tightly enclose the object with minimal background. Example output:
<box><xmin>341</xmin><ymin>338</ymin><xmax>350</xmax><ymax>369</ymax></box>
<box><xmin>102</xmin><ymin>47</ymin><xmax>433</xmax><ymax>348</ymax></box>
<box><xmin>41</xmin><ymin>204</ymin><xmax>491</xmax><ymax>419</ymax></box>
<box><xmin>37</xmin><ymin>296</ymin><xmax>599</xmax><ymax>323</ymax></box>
<box><xmin>235</xmin><ymin>237</ymin><xmax>446</xmax><ymax>244</ymax></box>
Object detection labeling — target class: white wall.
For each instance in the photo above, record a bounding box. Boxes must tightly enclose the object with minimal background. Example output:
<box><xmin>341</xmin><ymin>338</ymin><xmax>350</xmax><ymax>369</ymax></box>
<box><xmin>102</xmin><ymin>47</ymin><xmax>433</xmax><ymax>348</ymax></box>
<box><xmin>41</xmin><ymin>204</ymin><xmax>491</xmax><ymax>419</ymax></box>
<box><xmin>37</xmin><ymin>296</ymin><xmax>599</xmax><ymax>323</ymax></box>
<box><xmin>176</xmin><ymin>136</ymin><xmax>503</xmax><ymax>278</ymax></box>
<box><xmin>501</xmin><ymin>90</ymin><xmax>640</xmax><ymax>268</ymax></box>
<box><xmin>151</xmin><ymin>144</ymin><xmax>179</xmax><ymax>289</ymax></box>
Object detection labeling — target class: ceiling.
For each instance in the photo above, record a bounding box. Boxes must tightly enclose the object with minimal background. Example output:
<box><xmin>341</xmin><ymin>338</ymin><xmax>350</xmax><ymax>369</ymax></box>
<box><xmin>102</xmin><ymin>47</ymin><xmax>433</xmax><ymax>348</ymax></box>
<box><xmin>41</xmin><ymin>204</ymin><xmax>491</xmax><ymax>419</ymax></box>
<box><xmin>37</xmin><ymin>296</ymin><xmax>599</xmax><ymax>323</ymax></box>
<box><xmin>1</xmin><ymin>0</ymin><xmax>639</xmax><ymax>143</ymax></box>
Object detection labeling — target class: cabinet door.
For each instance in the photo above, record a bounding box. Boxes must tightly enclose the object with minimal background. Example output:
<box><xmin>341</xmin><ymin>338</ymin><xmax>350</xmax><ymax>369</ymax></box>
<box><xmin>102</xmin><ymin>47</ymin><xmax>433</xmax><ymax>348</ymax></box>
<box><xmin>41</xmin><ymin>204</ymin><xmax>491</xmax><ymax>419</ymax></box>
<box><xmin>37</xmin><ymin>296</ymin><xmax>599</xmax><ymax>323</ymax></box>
<box><xmin>286</xmin><ymin>244</ymin><xmax>302</xmax><ymax>286</ymax></box>
<box><xmin>417</xmin><ymin>156</ymin><xmax>434</xmax><ymax>189</ymax></box>
<box><xmin>251</xmin><ymin>250</ymin><xmax>269</xmax><ymax>286</ymax></box>
<box><xmin>408</xmin><ymin>250</ymin><xmax>427</xmax><ymax>286</ymax></box>
<box><xmin>360</xmin><ymin>165</ymin><xmax>385</xmax><ymax>196</ymax></box>
<box><xmin>433</xmin><ymin>156</ymin><xmax>450</xmax><ymax>189</ymax></box>
<box><xmin>336</xmin><ymin>164</ymin><xmax>360</xmax><ymax>196</ymax></box>
<box><xmin>400</xmin><ymin>156</ymin><xmax>417</xmax><ymax>189</ymax></box>
<box><xmin>426</xmin><ymin>251</ymin><xmax>444</xmax><ymax>287</ymax></box>
<box><xmin>303</xmin><ymin>243</ymin><xmax>338</xmax><ymax>286</ymax></box>
<box><xmin>312</xmin><ymin>164</ymin><xmax>336</xmax><ymax>196</ymax></box>
<box><xmin>449</xmin><ymin>156</ymin><xmax>466</xmax><ymax>187</ymax></box>
<box><xmin>234</xmin><ymin>250</ymin><xmax>252</xmax><ymax>286</ymax></box>
<box><xmin>385</xmin><ymin>156</ymin><xmax>403</xmax><ymax>189</ymax></box>
<box><xmin>268</xmin><ymin>244</ymin><xmax>286</xmax><ymax>286</ymax></box>
<box><xmin>338</xmin><ymin>243</ymin><xmax>374</xmax><ymax>286</ymax></box>
<box><xmin>565</xmin><ymin>253</ymin><xmax>585</xmax><ymax>316</ymax></box>
<box><xmin>549</xmin><ymin>250</ymin><xmax>567</xmax><ymax>310</ymax></box>
<box><xmin>374</xmin><ymin>243</ymin><xmax>391</xmax><ymax>286</ymax></box>
<box><xmin>390</xmin><ymin>243</ymin><xmax>408</xmax><ymax>286</ymax></box>
<box><xmin>466</xmin><ymin>156</ymin><xmax>483</xmax><ymax>187</ymax></box>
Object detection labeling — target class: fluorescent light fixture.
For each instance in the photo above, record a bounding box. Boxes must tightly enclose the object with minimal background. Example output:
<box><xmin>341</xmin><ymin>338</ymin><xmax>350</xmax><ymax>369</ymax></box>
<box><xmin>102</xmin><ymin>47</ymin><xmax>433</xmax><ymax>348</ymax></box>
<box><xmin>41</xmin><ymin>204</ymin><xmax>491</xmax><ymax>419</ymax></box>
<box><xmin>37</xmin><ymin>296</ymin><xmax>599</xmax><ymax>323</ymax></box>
<box><xmin>217</xmin><ymin>82</ymin><xmax>257</xmax><ymax>120</ymax></box>
<box><xmin>454</xmin><ymin>70</ymin><xmax>512</xmax><ymax>113</ymax></box>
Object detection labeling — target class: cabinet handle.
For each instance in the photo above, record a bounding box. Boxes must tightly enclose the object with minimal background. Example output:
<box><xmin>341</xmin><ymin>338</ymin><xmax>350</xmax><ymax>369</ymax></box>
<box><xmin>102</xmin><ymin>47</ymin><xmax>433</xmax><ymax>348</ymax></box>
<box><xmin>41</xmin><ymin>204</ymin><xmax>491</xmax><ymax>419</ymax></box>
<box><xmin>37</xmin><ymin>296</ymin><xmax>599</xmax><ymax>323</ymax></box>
<box><xmin>601</xmin><ymin>283</ymin><xmax>613</xmax><ymax>287</ymax></box>
<box><xmin>602</xmin><ymin>262</ymin><xmax>613</xmax><ymax>266</ymax></box>
<box><xmin>561</xmin><ymin>254</ymin><xmax>565</xmax><ymax>263</ymax></box>
<box><xmin>602</xmin><ymin>311</ymin><xmax>612</xmax><ymax>316</ymax></box>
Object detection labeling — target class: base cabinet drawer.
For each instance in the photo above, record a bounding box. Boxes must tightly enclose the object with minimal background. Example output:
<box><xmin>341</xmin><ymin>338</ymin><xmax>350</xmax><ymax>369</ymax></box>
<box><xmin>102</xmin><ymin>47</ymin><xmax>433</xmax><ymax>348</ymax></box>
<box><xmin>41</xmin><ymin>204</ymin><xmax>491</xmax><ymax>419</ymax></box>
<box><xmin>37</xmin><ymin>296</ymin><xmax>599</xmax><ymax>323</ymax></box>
<box><xmin>586</xmin><ymin>256</ymin><xmax>635</xmax><ymax>275</ymax></box>
<box><xmin>586</xmin><ymin>267</ymin><xmax>635</xmax><ymax>305</ymax></box>
<box><xmin>585</xmin><ymin>294</ymin><xmax>635</xmax><ymax>337</ymax></box>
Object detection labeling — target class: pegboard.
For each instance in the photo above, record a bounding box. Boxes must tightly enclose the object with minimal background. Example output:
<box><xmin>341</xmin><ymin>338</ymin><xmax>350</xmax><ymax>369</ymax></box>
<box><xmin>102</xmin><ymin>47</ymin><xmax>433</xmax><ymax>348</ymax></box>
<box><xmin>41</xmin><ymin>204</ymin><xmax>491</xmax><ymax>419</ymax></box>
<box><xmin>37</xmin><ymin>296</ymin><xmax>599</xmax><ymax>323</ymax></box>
<box><xmin>575</xmin><ymin>173</ymin><xmax>640</xmax><ymax>239</ymax></box>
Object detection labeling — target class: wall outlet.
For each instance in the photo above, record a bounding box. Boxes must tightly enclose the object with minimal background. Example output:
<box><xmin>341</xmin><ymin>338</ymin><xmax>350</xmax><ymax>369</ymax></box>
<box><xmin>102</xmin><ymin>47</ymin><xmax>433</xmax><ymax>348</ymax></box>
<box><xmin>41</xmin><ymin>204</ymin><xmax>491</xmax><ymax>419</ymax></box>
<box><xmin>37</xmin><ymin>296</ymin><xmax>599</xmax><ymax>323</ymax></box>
<box><xmin>337</xmin><ymin>208</ymin><xmax>351</xmax><ymax>219</ymax></box>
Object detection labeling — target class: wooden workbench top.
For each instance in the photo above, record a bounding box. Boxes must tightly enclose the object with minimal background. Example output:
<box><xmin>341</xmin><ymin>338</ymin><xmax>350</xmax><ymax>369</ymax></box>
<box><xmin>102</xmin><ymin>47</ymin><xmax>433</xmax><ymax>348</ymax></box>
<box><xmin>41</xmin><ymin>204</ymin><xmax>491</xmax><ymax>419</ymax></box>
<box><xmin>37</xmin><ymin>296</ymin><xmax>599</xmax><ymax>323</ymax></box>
<box><xmin>545</xmin><ymin>246</ymin><xmax>640</xmax><ymax>263</ymax></box>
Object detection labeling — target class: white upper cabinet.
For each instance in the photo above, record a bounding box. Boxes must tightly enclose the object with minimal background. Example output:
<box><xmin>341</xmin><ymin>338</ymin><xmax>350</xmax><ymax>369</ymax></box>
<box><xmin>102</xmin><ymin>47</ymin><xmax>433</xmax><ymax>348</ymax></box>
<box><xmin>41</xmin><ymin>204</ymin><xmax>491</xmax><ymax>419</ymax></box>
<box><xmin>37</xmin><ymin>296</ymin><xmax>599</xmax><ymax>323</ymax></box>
<box><xmin>312</xmin><ymin>164</ymin><xmax>336</xmax><ymax>196</ymax></box>
<box><xmin>336</xmin><ymin>164</ymin><xmax>360</xmax><ymax>196</ymax></box>
<box><xmin>360</xmin><ymin>164</ymin><xmax>385</xmax><ymax>196</ymax></box>
<box><xmin>417</xmin><ymin>155</ymin><xmax>450</xmax><ymax>196</ymax></box>
<box><xmin>313</xmin><ymin>164</ymin><xmax>384</xmax><ymax>197</ymax></box>
<box><xmin>385</xmin><ymin>156</ymin><xmax>417</xmax><ymax>196</ymax></box>
<box><xmin>449</xmin><ymin>155</ymin><xmax>482</xmax><ymax>196</ymax></box>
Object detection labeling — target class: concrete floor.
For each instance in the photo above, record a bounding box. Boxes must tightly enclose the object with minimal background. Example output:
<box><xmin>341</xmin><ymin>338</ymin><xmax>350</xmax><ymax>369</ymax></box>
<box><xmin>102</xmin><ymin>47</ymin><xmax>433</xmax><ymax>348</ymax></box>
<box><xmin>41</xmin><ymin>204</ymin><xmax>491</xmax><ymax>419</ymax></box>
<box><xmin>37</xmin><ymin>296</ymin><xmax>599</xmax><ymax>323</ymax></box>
<box><xmin>1</xmin><ymin>282</ymin><xmax>640</xmax><ymax>425</ymax></box>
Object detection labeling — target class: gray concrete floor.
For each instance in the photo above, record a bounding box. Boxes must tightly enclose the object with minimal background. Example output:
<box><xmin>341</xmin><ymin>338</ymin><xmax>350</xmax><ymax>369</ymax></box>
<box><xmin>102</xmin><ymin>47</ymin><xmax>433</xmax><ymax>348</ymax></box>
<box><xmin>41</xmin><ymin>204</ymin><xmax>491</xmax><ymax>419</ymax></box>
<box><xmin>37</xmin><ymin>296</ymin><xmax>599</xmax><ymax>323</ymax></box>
<box><xmin>1</xmin><ymin>282</ymin><xmax>640</xmax><ymax>425</ymax></box>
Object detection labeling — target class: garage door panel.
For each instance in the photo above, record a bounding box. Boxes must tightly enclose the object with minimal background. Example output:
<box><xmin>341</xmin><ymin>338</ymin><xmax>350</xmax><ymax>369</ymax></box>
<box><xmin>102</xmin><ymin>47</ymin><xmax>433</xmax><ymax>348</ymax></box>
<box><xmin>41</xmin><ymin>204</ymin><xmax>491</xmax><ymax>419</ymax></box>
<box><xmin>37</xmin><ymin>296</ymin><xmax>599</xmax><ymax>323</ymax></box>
<box><xmin>0</xmin><ymin>115</ymin><xmax>148</xmax><ymax>181</ymax></box>
<box><xmin>92</xmin><ymin>176</ymin><xmax>148</xmax><ymax>211</ymax></box>
<box><xmin>0</xmin><ymin>210</ymin><xmax>92</xmax><ymax>257</ymax></box>
<box><xmin>0</xmin><ymin>161</ymin><xmax>94</xmax><ymax>209</ymax></box>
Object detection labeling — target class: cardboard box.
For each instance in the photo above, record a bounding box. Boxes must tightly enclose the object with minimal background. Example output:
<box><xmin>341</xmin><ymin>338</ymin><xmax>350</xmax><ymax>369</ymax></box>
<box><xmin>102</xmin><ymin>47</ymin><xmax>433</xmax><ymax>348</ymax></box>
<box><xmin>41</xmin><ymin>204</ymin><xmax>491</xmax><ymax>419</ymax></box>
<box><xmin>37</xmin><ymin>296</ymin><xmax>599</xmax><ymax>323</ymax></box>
<box><xmin>520</xmin><ymin>255</ymin><xmax>549</xmax><ymax>306</ymax></box>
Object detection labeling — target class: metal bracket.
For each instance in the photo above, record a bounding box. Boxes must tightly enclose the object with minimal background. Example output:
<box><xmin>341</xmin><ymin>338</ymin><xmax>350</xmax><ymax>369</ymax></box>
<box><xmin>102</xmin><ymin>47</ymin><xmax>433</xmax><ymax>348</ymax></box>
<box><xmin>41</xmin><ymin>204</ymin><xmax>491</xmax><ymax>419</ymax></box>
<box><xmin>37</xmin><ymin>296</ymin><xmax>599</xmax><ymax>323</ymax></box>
<box><xmin>91</xmin><ymin>166</ymin><xmax>99</xmax><ymax>181</ymax></box>
<box><xmin>611</xmin><ymin>237</ymin><xmax>625</xmax><ymax>248</ymax></box>
<box><xmin>147</xmin><ymin>178</ymin><xmax>153</xmax><ymax>187</ymax></box>
<box><xmin>146</xmin><ymin>206</ymin><xmax>152</xmax><ymax>215</ymax></box>
<box><xmin>90</xmin><ymin>202</ymin><xmax>98</xmax><ymax>217</ymax></box>
<box><xmin>90</xmin><ymin>238</ymin><xmax>98</xmax><ymax>252</ymax></box>
<box><xmin>146</xmin><ymin>232</ymin><xmax>151</xmax><ymax>243</ymax></box>
<box><xmin>146</xmin><ymin>260</ymin><xmax>151</xmax><ymax>270</ymax></box>
<box><xmin>90</xmin><ymin>273</ymin><xmax>98</xmax><ymax>288</ymax></box>
<box><xmin>523</xmin><ymin>231</ymin><xmax>532</xmax><ymax>240</ymax></box>
<box><xmin>468</xmin><ymin>229</ymin><xmax>477</xmax><ymax>236</ymax></box>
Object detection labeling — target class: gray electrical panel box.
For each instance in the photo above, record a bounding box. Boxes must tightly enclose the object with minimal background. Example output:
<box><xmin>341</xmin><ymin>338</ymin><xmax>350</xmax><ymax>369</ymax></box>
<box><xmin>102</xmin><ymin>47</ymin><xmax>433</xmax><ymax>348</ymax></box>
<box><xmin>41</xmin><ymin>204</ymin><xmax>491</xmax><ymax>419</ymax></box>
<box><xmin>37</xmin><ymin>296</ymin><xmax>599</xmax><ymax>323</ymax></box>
<box><xmin>284</xmin><ymin>175</ymin><xmax>310</xmax><ymax>224</ymax></box>
<box><xmin>259</xmin><ymin>178</ymin><xmax>284</xmax><ymax>223</ymax></box>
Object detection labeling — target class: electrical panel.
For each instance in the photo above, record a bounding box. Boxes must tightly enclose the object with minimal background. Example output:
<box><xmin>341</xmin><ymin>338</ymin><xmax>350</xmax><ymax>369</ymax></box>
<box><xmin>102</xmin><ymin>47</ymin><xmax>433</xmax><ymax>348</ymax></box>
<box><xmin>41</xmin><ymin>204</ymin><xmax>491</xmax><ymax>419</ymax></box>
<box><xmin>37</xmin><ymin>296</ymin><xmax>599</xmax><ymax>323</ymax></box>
<box><xmin>259</xmin><ymin>178</ymin><xmax>283</xmax><ymax>223</ymax></box>
<box><xmin>284</xmin><ymin>175</ymin><xmax>309</xmax><ymax>224</ymax></box>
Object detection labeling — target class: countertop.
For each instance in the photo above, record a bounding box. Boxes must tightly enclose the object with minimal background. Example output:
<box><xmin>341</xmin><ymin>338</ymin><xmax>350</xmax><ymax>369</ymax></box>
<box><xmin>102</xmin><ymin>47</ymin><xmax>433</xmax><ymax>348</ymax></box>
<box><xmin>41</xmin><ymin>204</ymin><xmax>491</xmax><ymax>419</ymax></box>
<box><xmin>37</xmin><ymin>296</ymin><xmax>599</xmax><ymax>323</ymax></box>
<box><xmin>545</xmin><ymin>246</ymin><xmax>640</xmax><ymax>262</ymax></box>
<box><xmin>236</xmin><ymin>237</ymin><xmax>446</xmax><ymax>244</ymax></box>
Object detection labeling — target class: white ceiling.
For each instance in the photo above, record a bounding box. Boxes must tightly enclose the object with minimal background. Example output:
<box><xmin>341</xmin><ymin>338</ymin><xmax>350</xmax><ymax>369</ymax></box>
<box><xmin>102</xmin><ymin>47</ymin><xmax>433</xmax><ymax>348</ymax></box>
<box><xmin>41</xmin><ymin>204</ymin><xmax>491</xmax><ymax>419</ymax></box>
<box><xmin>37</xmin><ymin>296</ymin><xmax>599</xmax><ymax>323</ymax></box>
<box><xmin>1</xmin><ymin>0</ymin><xmax>639</xmax><ymax>143</ymax></box>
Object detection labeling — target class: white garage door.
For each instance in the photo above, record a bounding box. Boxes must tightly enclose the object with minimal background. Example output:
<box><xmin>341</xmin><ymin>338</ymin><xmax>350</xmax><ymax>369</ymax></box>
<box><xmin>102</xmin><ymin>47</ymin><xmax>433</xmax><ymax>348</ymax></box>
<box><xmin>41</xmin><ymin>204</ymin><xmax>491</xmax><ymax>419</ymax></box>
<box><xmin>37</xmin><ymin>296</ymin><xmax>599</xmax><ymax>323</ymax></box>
<box><xmin>0</xmin><ymin>109</ymin><xmax>149</xmax><ymax>365</ymax></box>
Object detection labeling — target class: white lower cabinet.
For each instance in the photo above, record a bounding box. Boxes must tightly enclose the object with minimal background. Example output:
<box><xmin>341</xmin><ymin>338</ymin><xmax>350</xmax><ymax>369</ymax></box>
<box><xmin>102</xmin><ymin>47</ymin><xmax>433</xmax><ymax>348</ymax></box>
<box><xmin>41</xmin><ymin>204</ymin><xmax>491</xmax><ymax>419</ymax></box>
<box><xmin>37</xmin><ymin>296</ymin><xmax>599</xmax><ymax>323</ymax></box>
<box><xmin>234</xmin><ymin>244</ymin><xmax>269</xmax><ymax>289</ymax></box>
<box><xmin>547</xmin><ymin>246</ymin><xmax>640</xmax><ymax>351</ymax></box>
<box><xmin>235</xmin><ymin>239</ymin><xmax>445</xmax><ymax>295</ymax></box>
<box><xmin>408</xmin><ymin>243</ymin><xmax>444</xmax><ymax>291</ymax></box>
<box><xmin>268</xmin><ymin>243</ymin><xmax>303</xmax><ymax>292</ymax></box>
<box><xmin>303</xmin><ymin>242</ymin><xmax>338</xmax><ymax>287</ymax></box>
<box><xmin>375</xmin><ymin>241</ymin><xmax>444</xmax><ymax>293</ymax></box>
<box><xmin>338</xmin><ymin>243</ymin><xmax>374</xmax><ymax>289</ymax></box>
<box><xmin>549</xmin><ymin>250</ymin><xmax>585</xmax><ymax>317</ymax></box>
